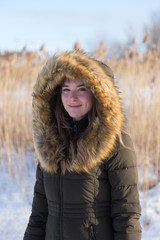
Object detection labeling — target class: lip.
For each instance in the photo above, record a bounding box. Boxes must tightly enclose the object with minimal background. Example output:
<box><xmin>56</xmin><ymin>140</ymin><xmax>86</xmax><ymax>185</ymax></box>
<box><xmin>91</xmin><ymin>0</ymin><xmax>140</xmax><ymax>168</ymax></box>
<box><xmin>68</xmin><ymin>104</ymin><xmax>82</xmax><ymax>108</ymax></box>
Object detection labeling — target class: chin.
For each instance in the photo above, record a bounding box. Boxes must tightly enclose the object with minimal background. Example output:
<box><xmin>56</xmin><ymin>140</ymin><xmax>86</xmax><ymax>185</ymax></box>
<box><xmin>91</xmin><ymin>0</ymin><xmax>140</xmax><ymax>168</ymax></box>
<box><xmin>70</xmin><ymin>115</ymin><xmax>81</xmax><ymax>120</ymax></box>
<box><xmin>69</xmin><ymin>113</ymin><xmax>80</xmax><ymax>118</ymax></box>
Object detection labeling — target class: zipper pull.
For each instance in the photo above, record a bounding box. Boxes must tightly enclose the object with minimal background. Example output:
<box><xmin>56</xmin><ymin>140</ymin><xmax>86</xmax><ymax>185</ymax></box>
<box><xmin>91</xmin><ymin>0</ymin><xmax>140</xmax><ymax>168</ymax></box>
<box><xmin>73</xmin><ymin>121</ymin><xmax>78</xmax><ymax>135</ymax></box>
<box><xmin>89</xmin><ymin>225</ymin><xmax>96</xmax><ymax>240</ymax></box>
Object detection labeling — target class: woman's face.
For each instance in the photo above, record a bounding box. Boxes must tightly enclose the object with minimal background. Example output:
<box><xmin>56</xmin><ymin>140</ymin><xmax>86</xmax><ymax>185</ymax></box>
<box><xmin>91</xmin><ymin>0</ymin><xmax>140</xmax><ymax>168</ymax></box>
<box><xmin>61</xmin><ymin>78</ymin><xmax>93</xmax><ymax>121</ymax></box>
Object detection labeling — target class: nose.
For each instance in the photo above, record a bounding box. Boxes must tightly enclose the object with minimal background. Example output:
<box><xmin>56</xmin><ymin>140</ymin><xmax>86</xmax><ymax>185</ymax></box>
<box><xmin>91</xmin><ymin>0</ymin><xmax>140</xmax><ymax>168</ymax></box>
<box><xmin>70</xmin><ymin>90</ymin><xmax>78</xmax><ymax>100</ymax></box>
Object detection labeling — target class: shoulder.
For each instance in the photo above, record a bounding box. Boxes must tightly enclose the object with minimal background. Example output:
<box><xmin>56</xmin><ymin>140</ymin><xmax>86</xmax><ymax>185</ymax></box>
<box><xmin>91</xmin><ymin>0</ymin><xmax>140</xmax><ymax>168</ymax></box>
<box><xmin>35</xmin><ymin>163</ymin><xmax>44</xmax><ymax>180</ymax></box>
<box><xmin>106</xmin><ymin>132</ymin><xmax>137</xmax><ymax>170</ymax></box>
<box><xmin>117</xmin><ymin>131</ymin><xmax>134</xmax><ymax>150</ymax></box>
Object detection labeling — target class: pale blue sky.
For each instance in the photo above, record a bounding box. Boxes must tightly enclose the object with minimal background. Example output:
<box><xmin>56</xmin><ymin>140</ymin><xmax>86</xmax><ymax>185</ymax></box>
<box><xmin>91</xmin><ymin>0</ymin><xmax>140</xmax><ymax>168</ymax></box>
<box><xmin>0</xmin><ymin>0</ymin><xmax>160</xmax><ymax>53</ymax></box>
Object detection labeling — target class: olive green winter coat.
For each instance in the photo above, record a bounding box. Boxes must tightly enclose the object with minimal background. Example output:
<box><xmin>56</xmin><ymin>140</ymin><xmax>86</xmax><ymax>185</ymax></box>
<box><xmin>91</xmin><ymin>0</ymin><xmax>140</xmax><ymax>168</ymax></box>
<box><xmin>24</xmin><ymin>51</ymin><xmax>141</xmax><ymax>240</ymax></box>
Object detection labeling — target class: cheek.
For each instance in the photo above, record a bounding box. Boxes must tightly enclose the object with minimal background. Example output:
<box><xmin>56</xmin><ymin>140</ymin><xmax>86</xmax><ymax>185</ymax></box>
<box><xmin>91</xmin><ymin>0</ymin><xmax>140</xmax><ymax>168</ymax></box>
<box><xmin>88</xmin><ymin>93</ymin><xmax>93</xmax><ymax>103</ymax></box>
<box><xmin>84</xmin><ymin>94</ymin><xmax>93</xmax><ymax>109</ymax></box>
<box><xmin>88</xmin><ymin>100</ymin><xmax>93</xmax><ymax>110</ymax></box>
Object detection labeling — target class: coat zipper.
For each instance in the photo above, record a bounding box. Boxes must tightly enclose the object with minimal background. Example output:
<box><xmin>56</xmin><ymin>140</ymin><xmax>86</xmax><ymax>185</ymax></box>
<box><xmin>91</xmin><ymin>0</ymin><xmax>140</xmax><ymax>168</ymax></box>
<box><xmin>60</xmin><ymin>174</ymin><xmax>63</xmax><ymax>240</ymax></box>
<box><xmin>73</xmin><ymin>121</ymin><xmax>78</xmax><ymax>135</ymax></box>
<box><xmin>89</xmin><ymin>225</ymin><xmax>96</xmax><ymax>240</ymax></box>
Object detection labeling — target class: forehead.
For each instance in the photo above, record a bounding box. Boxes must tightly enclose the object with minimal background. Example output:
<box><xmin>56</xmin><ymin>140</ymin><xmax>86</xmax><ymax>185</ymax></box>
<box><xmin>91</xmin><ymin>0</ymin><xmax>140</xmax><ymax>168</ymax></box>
<box><xmin>62</xmin><ymin>78</ymin><xmax>84</xmax><ymax>86</ymax></box>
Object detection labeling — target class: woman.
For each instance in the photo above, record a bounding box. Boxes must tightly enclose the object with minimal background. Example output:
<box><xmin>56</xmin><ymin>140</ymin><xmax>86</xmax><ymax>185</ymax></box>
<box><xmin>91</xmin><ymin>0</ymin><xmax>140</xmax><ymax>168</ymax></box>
<box><xmin>24</xmin><ymin>51</ymin><xmax>142</xmax><ymax>240</ymax></box>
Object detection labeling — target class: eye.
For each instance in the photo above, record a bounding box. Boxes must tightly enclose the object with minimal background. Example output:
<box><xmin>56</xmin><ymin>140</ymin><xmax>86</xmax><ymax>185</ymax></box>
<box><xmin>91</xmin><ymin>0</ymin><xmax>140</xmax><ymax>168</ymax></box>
<box><xmin>62</xmin><ymin>88</ymin><xmax>70</xmax><ymax>92</ymax></box>
<box><xmin>78</xmin><ymin>87</ymin><xmax>86</xmax><ymax>91</ymax></box>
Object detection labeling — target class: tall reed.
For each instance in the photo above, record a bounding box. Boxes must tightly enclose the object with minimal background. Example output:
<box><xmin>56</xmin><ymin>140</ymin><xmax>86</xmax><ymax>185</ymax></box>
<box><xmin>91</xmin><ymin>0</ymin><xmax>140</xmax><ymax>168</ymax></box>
<box><xmin>0</xmin><ymin>41</ymin><xmax>159</xmax><ymax>194</ymax></box>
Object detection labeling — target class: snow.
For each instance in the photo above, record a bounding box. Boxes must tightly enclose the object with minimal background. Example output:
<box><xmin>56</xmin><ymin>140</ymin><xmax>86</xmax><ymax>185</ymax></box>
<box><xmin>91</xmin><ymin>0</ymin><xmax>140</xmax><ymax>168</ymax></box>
<box><xmin>0</xmin><ymin>163</ymin><xmax>160</xmax><ymax>240</ymax></box>
<box><xmin>0</xmin><ymin>154</ymin><xmax>36</xmax><ymax>240</ymax></box>
<box><xmin>140</xmin><ymin>185</ymin><xmax>160</xmax><ymax>240</ymax></box>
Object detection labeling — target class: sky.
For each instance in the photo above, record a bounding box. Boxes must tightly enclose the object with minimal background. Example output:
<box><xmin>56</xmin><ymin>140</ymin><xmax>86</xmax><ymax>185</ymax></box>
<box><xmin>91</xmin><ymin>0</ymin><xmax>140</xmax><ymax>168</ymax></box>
<box><xmin>0</xmin><ymin>0</ymin><xmax>160</xmax><ymax>54</ymax></box>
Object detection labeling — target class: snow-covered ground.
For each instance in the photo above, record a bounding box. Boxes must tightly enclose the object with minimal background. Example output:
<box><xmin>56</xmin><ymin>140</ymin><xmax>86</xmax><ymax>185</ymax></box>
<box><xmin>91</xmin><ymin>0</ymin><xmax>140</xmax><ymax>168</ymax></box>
<box><xmin>0</xmin><ymin>164</ymin><xmax>160</xmax><ymax>240</ymax></box>
<box><xmin>140</xmin><ymin>185</ymin><xmax>160</xmax><ymax>239</ymax></box>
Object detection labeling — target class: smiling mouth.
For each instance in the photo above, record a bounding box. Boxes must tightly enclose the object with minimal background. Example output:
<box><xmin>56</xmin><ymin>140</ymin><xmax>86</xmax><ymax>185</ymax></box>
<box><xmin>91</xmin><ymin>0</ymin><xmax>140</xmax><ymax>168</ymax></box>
<box><xmin>68</xmin><ymin>104</ymin><xmax>82</xmax><ymax>108</ymax></box>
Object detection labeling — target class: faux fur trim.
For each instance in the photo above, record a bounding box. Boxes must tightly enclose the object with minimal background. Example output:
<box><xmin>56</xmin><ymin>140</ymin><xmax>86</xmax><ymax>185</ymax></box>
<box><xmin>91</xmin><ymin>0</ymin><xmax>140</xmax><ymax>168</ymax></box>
<box><xmin>32</xmin><ymin>51</ymin><xmax>124</xmax><ymax>173</ymax></box>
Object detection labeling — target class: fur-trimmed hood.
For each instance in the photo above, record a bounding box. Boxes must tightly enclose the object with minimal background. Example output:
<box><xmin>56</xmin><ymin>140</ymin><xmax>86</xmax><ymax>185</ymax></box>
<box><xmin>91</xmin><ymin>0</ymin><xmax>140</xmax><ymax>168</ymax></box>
<box><xmin>32</xmin><ymin>51</ymin><xmax>124</xmax><ymax>174</ymax></box>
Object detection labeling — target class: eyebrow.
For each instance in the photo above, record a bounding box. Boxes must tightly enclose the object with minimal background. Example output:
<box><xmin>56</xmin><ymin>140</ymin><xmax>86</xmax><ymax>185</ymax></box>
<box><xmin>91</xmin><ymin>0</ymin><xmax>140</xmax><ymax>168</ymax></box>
<box><xmin>62</xmin><ymin>84</ymin><xmax>85</xmax><ymax>87</ymax></box>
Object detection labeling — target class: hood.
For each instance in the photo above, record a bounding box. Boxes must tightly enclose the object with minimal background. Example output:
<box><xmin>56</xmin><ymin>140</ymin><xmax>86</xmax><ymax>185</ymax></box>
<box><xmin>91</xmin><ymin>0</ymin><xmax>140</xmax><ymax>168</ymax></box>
<box><xmin>32</xmin><ymin>51</ymin><xmax>124</xmax><ymax>173</ymax></box>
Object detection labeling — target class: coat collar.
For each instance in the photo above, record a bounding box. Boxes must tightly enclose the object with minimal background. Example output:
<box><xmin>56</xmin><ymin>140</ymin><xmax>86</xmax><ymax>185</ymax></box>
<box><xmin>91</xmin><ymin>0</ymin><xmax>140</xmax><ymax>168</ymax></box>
<box><xmin>69</xmin><ymin>115</ymin><xmax>89</xmax><ymax>139</ymax></box>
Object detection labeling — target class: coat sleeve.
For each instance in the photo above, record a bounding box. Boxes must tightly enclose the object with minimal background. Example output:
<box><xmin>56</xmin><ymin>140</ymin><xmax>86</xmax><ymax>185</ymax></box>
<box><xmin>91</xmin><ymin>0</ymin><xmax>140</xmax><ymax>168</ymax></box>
<box><xmin>23</xmin><ymin>164</ymin><xmax>48</xmax><ymax>240</ymax></box>
<box><xmin>107</xmin><ymin>133</ymin><xmax>142</xmax><ymax>240</ymax></box>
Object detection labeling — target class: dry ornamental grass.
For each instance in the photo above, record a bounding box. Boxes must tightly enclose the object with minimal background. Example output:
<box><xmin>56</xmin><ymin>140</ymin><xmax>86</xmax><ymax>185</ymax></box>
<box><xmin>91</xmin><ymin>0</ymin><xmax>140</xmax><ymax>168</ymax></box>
<box><xmin>0</xmin><ymin>39</ymin><xmax>159</xmax><ymax>193</ymax></box>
